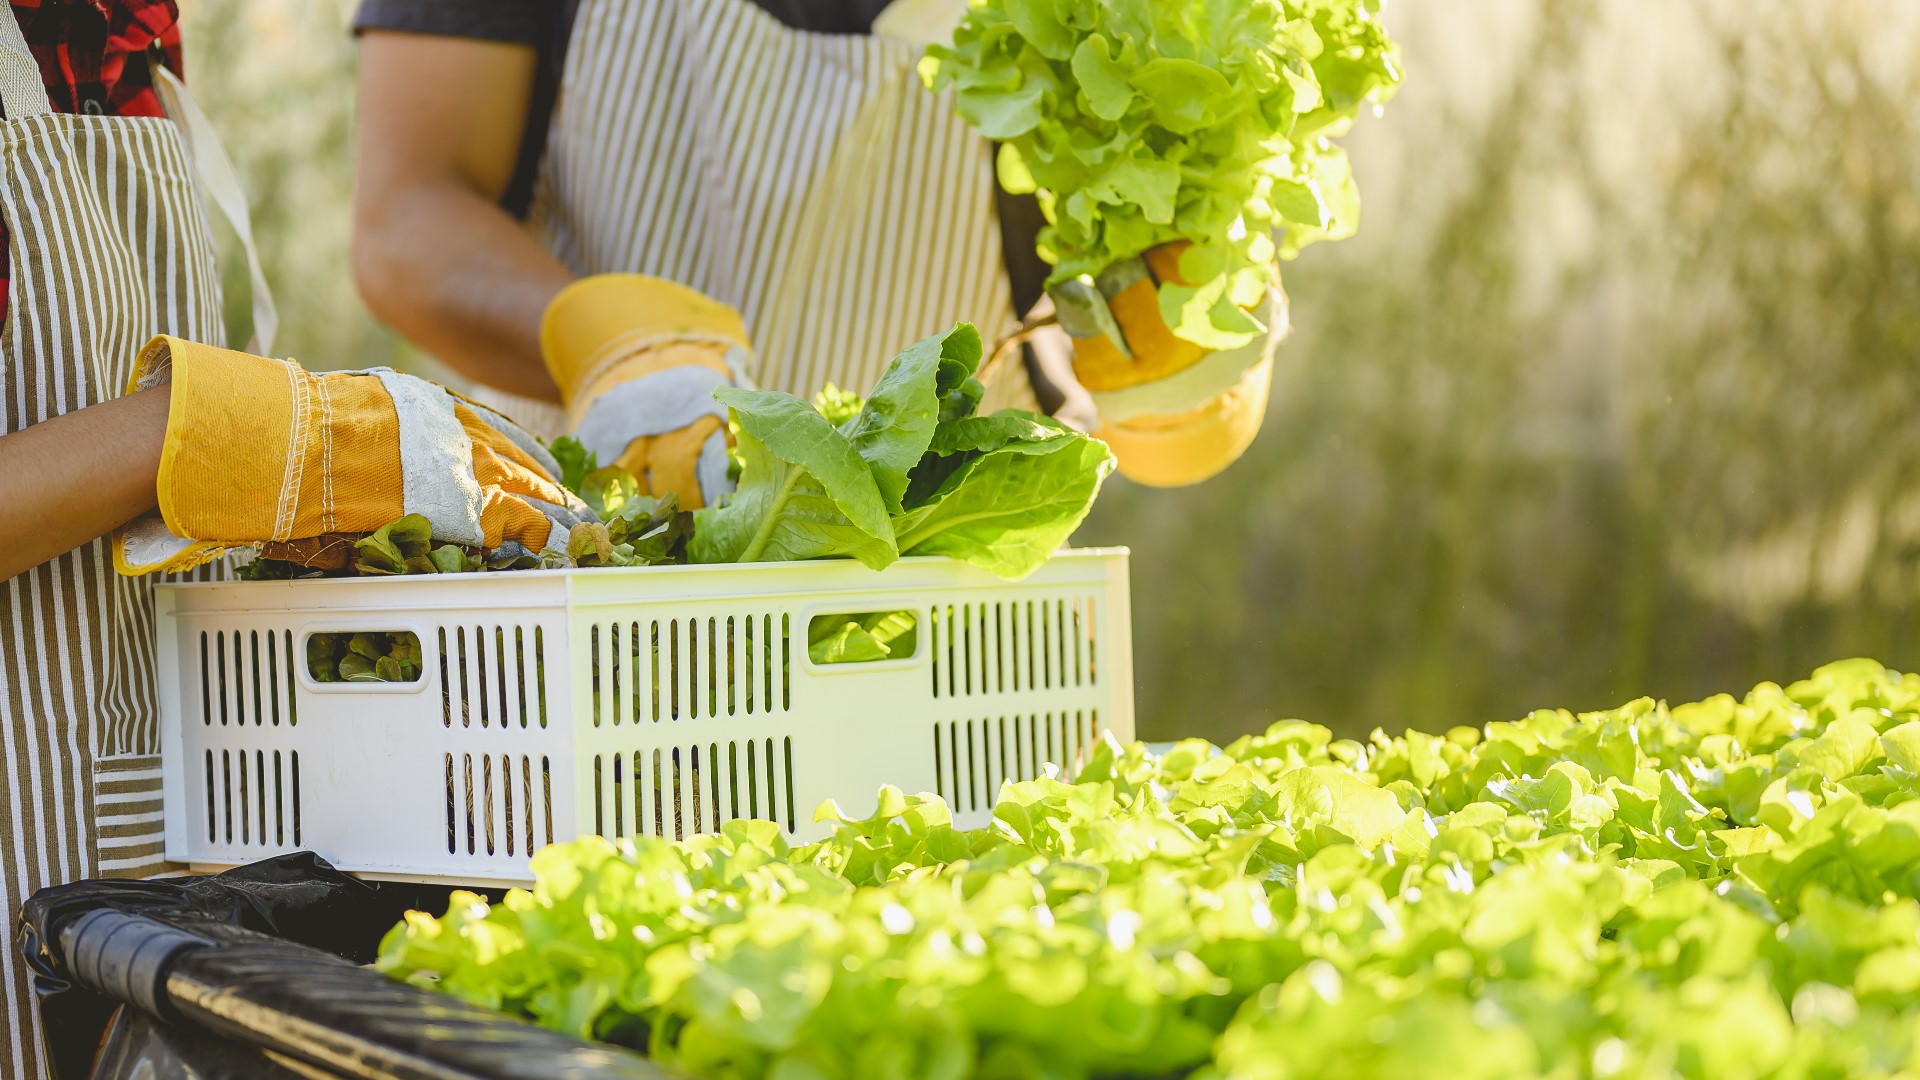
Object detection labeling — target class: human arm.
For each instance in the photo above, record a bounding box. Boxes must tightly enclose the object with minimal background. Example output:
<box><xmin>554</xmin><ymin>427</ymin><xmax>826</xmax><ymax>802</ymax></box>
<box><xmin>0</xmin><ymin>330</ymin><xmax>594</xmax><ymax>583</ymax></box>
<box><xmin>0</xmin><ymin>388</ymin><xmax>169</xmax><ymax>583</ymax></box>
<box><xmin>356</xmin><ymin>20</ymin><xmax>752</xmax><ymax>511</ymax></box>
<box><xmin>109</xmin><ymin>336</ymin><xmax>592</xmax><ymax>576</ymax></box>
<box><xmin>351</xmin><ymin>30</ymin><xmax>573</xmax><ymax>401</ymax></box>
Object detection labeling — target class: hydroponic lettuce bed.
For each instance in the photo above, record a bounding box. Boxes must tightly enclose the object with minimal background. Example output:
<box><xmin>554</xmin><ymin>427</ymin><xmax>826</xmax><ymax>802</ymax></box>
<box><xmin>380</xmin><ymin>658</ymin><xmax>1920</xmax><ymax>1080</ymax></box>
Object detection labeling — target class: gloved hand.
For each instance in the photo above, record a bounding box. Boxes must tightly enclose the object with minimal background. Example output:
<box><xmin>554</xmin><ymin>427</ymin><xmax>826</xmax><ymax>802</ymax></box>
<box><xmin>539</xmin><ymin>274</ymin><xmax>753</xmax><ymax>510</ymax></box>
<box><xmin>114</xmin><ymin>336</ymin><xmax>593</xmax><ymax>576</ymax></box>
<box><xmin>1053</xmin><ymin>243</ymin><xmax>1285</xmax><ymax>488</ymax></box>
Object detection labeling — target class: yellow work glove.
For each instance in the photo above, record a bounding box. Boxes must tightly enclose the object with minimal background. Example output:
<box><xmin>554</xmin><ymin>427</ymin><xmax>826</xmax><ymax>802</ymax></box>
<box><xmin>1055</xmin><ymin>244</ymin><xmax>1285</xmax><ymax>488</ymax></box>
<box><xmin>114</xmin><ymin>336</ymin><xmax>593</xmax><ymax>576</ymax></box>
<box><xmin>539</xmin><ymin>274</ymin><xmax>752</xmax><ymax>510</ymax></box>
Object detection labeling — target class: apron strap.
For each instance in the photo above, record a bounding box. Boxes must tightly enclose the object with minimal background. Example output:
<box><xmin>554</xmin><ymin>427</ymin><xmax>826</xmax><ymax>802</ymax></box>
<box><xmin>0</xmin><ymin>0</ymin><xmax>54</xmax><ymax>120</ymax></box>
<box><xmin>152</xmin><ymin>63</ymin><xmax>278</xmax><ymax>356</ymax></box>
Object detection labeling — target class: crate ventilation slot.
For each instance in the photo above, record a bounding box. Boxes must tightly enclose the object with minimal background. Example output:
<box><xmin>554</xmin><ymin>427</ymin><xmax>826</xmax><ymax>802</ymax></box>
<box><xmin>590</xmin><ymin>615</ymin><xmax>792</xmax><ymax>726</ymax></box>
<box><xmin>934</xmin><ymin>711</ymin><xmax>1098</xmax><ymax>813</ymax></box>
<box><xmin>594</xmin><ymin>738</ymin><xmax>795</xmax><ymax>840</ymax></box>
<box><xmin>930</xmin><ymin>599</ymin><xmax>1098</xmax><ymax>700</ymax></box>
<box><xmin>445</xmin><ymin>753</ymin><xmax>553</xmax><ymax>857</ymax></box>
<box><xmin>198</xmin><ymin>629</ymin><xmax>297</xmax><ymax>727</ymax></box>
<box><xmin>439</xmin><ymin>625</ymin><xmax>546</xmax><ymax>729</ymax></box>
<box><xmin>203</xmin><ymin>747</ymin><xmax>299</xmax><ymax>847</ymax></box>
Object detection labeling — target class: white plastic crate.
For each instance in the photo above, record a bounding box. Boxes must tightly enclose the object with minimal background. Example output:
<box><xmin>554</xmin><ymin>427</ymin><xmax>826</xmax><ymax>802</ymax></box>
<box><xmin>153</xmin><ymin>550</ymin><xmax>1132</xmax><ymax>885</ymax></box>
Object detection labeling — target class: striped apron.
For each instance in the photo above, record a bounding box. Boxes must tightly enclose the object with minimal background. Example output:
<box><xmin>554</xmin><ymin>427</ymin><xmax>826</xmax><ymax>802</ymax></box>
<box><xmin>474</xmin><ymin>0</ymin><xmax>1034</xmax><ymax>435</ymax></box>
<box><xmin>0</xmin><ymin>8</ymin><xmax>247</xmax><ymax>1074</ymax></box>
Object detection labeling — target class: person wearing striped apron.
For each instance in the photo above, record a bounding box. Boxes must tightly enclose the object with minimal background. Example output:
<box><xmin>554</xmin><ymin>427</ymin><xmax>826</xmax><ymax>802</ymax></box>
<box><xmin>0</xmin><ymin>3</ymin><xmax>227</xmax><ymax>1071</ymax></box>
<box><xmin>351</xmin><ymin>0</ymin><xmax>1284</xmax><ymax>509</ymax></box>
<box><xmin>0</xmin><ymin>4</ymin><xmax>591</xmax><ymax>1069</ymax></box>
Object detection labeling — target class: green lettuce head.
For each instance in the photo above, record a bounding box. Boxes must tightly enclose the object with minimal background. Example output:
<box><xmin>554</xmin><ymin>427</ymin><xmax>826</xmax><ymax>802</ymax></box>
<box><xmin>922</xmin><ymin>0</ymin><xmax>1401</xmax><ymax>350</ymax></box>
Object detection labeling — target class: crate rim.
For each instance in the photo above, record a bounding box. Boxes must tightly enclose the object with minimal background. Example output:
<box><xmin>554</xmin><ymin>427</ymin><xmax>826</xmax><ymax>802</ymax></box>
<box><xmin>154</xmin><ymin>549</ymin><xmax>1132</xmax><ymax>613</ymax></box>
<box><xmin>164</xmin><ymin>548</ymin><xmax>1128</xmax><ymax>587</ymax></box>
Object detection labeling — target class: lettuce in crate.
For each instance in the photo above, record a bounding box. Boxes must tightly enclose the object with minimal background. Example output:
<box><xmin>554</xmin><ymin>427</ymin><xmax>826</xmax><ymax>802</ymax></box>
<box><xmin>243</xmin><ymin>323</ymin><xmax>1111</xmax><ymax>587</ymax></box>
<box><xmin>269</xmin><ymin>324</ymin><xmax>1114</xmax><ymax>683</ymax></box>
<box><xmin>692</xmin><ymin>323</ymin><xmax>1114</xmax><ymax>580</ymax></box>
<box><xmin>922</xmin><ymin>0</ymin><xmax>1401</xmax><ymax>349</ymax></box>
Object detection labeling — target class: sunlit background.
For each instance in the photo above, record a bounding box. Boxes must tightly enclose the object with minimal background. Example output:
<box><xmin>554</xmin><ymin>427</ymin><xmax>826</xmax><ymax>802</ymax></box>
<box><xmin>179</xmin><ymin>0</ymin><xmax>1920</xmax><ymax>743</ymax></box>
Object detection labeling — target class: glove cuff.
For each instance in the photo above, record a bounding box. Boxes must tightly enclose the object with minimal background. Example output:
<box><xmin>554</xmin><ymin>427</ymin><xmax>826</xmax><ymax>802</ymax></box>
<box><xmin>540</xmin><ymin>274</ymin><xmax>753</xmax><ymax>407</ymax></box>
<box><xmin>152</xmin><ymin>337</ymin><xmax>308</xmax><ymax>547</ymax></box>
<box><xmin>156</xmin><ymin>337</ymin><xmax>410</xmax><ymax>545</ymax></box>
<box><xmin>115</xmin><ymin>336</ymin><xmax>326</xmax><ymax>574</ymax></box>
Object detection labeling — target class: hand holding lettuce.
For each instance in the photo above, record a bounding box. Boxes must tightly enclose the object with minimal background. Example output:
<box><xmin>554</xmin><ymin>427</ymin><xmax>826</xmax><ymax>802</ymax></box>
<box><xmin>922</xmin><ymin>0</ymin><xmax>1401</xmax><ymax>351</ymax></box>
<box><xmin>922</xmin><ymin>0</ymin><xmax>1399</xmax><ymax>487</ymax></box>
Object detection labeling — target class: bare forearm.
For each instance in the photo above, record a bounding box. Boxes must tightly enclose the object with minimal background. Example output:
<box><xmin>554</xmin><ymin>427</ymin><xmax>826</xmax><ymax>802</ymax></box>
<box><xmin>354</xmin><ymin>32</ymin><xmax>569</xmax><ymax>402</ymax></box>
<box><xmin>353</xmin><ymin>184</ymin><xmax>573</xmax><ymax>400</ymax></box>
<box><xmin>0</xmin><ymin>386</ymin><xmax>169</xmax><ymax>582</ymax></box>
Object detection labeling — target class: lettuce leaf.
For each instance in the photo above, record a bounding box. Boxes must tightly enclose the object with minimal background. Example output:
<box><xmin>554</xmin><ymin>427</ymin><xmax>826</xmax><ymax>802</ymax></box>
<box><xmin>547</xmin><ymin>435</ymin><xmax>596</xmax><ymax>494</ymax></box>
<box><xmin>807</xmin><ymin>610</ymin><xmax>918</xmax><ymax>666</ymax></box>
<box><xmin>839</xmin><ymin>325</ymin><xmax>981</xmax><ymax>513</ymax></box>
<box><xmin>894</xmin><ymin>436</ymin><xmax>1113</xmax><ymax>577</ymax></box>
<box><xmin>895</xmin><ymin>413</ymin><xmax>1112</xmax><ymax>577</ymax></box>
<box><xmin>692</xmin><ymin>324</ymin><xmax>1112</xmax><ymax>580</ymax></box>
<box><xmin>687</xmin><ymin>389</ymin><xmax>898</xmax><ymax>569</ymax></box>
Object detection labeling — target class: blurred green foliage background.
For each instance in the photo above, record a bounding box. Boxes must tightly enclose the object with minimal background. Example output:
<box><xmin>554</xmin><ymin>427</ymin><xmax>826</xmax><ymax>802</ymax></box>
<box><xmin>179</xmin><ymin>0</ymin><xmax>1920</xmax><ymax>742</ymax></box>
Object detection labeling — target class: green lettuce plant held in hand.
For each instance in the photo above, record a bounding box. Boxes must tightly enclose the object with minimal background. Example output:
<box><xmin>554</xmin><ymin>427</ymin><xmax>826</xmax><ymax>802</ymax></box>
<box><xmin>380</xmin><ymin>659</ymin><xmax>1920</xmax><ymax>1078</ymax></box>
<box><xmin>924</xmin><ymin>0</ymin><xmax>1401</xmax><ymax>349</ymax></box>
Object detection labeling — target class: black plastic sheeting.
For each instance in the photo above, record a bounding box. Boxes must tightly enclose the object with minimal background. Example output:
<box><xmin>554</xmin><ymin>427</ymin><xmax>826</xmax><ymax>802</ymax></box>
<box><xmin>91</xmin><ymin>1006</ymin><xmax>312</xmax><ymax>1080</ymax></box>
<box><xmin>22</xmin><ymin>852</ymin><xmax>393</xmax><ymax>1079</ymax></box>
<box><xmin>19</xmin><ymin>853</ymin><xmax>678</xmax><ymax>1080</ymax></box>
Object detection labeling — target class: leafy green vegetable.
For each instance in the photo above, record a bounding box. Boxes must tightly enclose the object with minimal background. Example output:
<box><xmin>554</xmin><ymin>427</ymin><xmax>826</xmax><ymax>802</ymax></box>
<box><xmin>808</xmin><ymin>620</ymin><xmax>891</xmax><ymax>665</ymax></box>
<box><xmin>240</xmin><ymin>328</ymin><xmax>1109</xmax><ymax>582</ymax></box>
<box><xmin>840</xmin><ymin>328</ymin><xmax>974</xmax><ymax>514</ymax></box>
<box><xmin>566</xmin><ymin>494</ymin><xmax>695</xmax><ymax>569</ymax></box>
<box><xmin>694</xmin><ymin>323</ymin><xmax>1114</xmax><ymax>580</ymax></box>
<box><xmin>812</xmin><ymin>384</ymin><xmax>865</xmax><ymax>428</ymax></box>
<box><xmin>577</xmin><ymin>465</ymin><xmax>640</xmax><ymax>520</ymax></box>
<box><xmin>894</xmin><ymin>422</ymin><xmax>1113</xmax><ymax>576</ymax></box>
<box><xmin>351</xmin><ymin>515</ymin><xmax>434</xmax><ymax>575</ymax></box>
<box><xmin>354</xmin><ymin>515</ymin><xmax>488</xmax><ymax>576</ymax></box>
<box><xmin>548</xmin><ymin>435</ymin><xmax>597</xmax><ymax>495</ymax></box>
<box><xmin>688</xmin><ymin>388</ymin><xmax>900</xmax><ymax>569</ymax></box>
<box><xmin>241</xmin><ymin>513</ymin><xmax>509</xmax><ymax>579</ymax></box>
<box><xmin>807</xmin><ymin>610</ymin><xmax>918</xmax><ymax>666</ymax></box>
<box><xmin>306</xmin><ymin>630</ymin><xmax>421</xmax><ymax>684</ymax></box>
<box><xmin>234</xmin><ymin>554</ymin><xmax>323</xmax><ymax>581</ymax></box>
<box><xmin>382</xmin><ymin>659</ymin><xmax>1920</xmax><ymax>1079</ymax></box>
<box><xmin>922</xmin><ymin>0</ymin><xmax>1401</xmax><ymax>348</ymax></box>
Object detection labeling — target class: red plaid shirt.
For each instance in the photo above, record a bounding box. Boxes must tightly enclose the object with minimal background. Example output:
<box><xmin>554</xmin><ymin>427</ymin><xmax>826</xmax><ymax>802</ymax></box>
<box><xmin>0</xmin><ymin>0</ymin><xmax>182</xmax><ymax>327</ymax></box>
